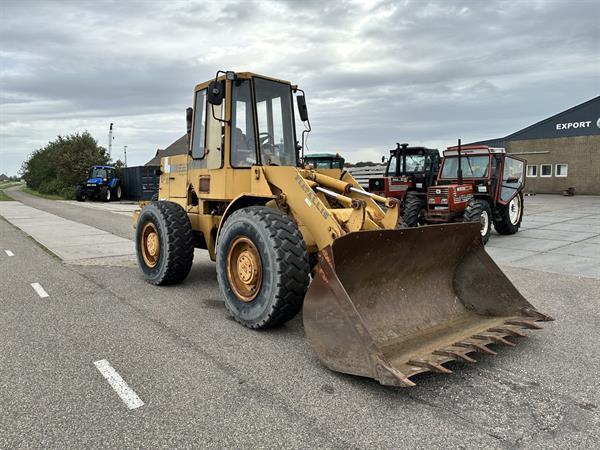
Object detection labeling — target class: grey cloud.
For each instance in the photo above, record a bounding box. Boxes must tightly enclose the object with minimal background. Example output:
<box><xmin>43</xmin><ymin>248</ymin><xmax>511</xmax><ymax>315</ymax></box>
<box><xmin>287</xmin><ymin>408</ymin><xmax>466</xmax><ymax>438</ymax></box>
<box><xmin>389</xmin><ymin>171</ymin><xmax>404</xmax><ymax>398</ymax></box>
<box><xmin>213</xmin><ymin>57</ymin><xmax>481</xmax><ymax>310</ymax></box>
<box><xmin>1</xmin><ymin>0</ymin><xmax>598</xmax><ymax>175</ymax></box>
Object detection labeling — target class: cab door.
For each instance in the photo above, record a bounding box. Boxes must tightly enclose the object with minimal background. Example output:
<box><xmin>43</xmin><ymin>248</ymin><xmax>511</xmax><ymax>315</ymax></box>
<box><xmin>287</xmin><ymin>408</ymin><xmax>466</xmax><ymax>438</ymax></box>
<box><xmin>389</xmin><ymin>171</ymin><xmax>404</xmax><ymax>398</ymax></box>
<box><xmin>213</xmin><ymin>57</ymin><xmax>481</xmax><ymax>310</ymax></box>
<box><xmin>499</xmin><ymin>156</ymin><xmax>525</xmax><ymax>204</ymax></box>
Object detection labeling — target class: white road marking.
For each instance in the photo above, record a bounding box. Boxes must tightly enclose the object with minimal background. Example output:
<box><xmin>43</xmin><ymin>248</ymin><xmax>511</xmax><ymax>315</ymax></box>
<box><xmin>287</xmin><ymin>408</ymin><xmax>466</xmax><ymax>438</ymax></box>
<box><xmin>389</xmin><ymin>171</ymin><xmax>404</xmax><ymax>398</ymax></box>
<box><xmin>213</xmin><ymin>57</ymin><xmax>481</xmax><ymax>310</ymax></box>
<box><xmin>94</xmin><ymin>359</ymin><xmax>144</xmax><ymax>410</ymax></box>
<box><xmin>5</xmin><ymin>249</ymin><xmax>14</xmax><ymax>256</ymax></box>
<box><xmin>30</xmin><ymin>282</ymin><xmax>49</xmax><ymax>298</ymax></box>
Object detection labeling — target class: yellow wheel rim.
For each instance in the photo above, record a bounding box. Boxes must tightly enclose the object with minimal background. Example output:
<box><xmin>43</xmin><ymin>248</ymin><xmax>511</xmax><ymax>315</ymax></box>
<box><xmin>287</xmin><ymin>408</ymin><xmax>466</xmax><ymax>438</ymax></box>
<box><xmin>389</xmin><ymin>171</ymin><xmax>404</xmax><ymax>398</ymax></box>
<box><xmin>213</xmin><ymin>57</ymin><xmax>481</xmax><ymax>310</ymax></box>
<box><xmin>227</xmin><ymin>236</ymin><xmax>262</xmax><ymax>302</ymax></box>
<box><xmin>141</xmin><ymin>222</ymin><xmax>160</xmax><ymax>268</ymax></box>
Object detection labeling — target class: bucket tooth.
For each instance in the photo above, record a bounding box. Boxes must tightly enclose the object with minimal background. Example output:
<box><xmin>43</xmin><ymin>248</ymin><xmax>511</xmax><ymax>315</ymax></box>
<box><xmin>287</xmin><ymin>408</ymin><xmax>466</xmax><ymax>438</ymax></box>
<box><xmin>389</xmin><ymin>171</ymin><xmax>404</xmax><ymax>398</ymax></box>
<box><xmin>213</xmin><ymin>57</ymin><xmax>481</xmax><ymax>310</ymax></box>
<box><xmin>455</xmin><ymin>341</ymin><xmax>497</xmax><ymax>355</ymax></box>
<box><xmin>521</xmin><ymin>307</ymin><xmax>554</xmax><ymax>322</ymax></box>
<box><xmin>489</xmin><ymin>327</ymin><xmax>527</xmax><ymax>338</ymax></box>
<box><xmin>375</xmin><ymin>358</ymin><xmax>417</xmax><ymax>387</ymax></box>
<box><xmin>408</xmin><ymin>359</ymin><xmax>452</xmax><ymax>374</ymax></box>
<box><xmin>474</xmin><ymin>334</ymin><xmax>516</xmax><ymax>347</ymax></box>
<box><xmin>433</xmin><ymin>349</ymin><xmax>477</xmax><ymax>363</ymax></box>
<box><xmin>506</xmin><ymin>319</ymin><xmax>543</xmax><ymax>330</ymax></box>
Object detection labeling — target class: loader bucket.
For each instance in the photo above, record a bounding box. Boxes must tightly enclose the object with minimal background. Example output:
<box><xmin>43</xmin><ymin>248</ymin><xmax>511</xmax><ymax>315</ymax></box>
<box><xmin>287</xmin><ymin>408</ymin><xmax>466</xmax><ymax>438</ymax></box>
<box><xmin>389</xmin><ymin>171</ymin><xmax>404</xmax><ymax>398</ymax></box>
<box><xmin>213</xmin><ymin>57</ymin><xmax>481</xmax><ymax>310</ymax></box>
<box><xmin>303</xmin><ymin>222</ymin><xmax>553</xmax><ymax>386</ymax></box>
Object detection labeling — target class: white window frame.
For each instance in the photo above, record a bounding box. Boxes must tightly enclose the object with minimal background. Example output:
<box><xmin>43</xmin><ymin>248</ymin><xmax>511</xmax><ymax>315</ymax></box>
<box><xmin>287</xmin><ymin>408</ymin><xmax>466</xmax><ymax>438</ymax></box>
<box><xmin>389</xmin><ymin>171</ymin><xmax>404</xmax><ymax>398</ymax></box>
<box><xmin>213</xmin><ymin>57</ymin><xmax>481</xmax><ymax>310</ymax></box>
<box><xmin>540</xmin><ymin>164</ymin><xmax>553</xmax><ymax>178</ymax></box>
<box><xmin>555</xmin><ymin>163</ymin><xmax>568</xmax><ymax>177</ymax></box>
<box><xmin>526</xmin><ymin>165</ymin><xmax>537</xmax><ymax>177</ymax></box>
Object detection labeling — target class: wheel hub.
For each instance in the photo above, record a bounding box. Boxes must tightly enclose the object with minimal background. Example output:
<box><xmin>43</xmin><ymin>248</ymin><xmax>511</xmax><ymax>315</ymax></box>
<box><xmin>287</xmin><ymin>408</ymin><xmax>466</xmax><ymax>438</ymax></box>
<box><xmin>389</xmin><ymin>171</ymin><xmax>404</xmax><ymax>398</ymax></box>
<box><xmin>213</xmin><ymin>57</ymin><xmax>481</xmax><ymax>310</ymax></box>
<box><xmin>141</xmin><ymin>222</ymin><xmax>160</xmax><ymax>268</ymax></box>
<box><xmin>227</xmin><ymin>237</ymin><xmax>262</xmax><ymax>302</ymax></box>
<box><xmin>509</xmin><ymin>196</ymin><xmax>521</xmax><ymax>225</ymax></box>
<box><xmin>480</xmin><ymin>210</ymin><xmax>489</xmax><ymax>236</ymax></box>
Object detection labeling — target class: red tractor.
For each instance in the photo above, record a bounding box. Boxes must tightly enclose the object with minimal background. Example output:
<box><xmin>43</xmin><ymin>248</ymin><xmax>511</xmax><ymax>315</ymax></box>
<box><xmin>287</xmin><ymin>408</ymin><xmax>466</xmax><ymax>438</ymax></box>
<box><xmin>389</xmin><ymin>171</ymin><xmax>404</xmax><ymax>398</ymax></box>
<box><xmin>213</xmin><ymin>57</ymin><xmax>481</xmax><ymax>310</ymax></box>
<box><xmin>402</xmin><ymin>142</ymin><xmax>526</xmax><ymax>244</ymax></box>
<box><xmin>369</xmin><ymin>143</ymin><xmax>441</xmax><ymax>207</ymax></box>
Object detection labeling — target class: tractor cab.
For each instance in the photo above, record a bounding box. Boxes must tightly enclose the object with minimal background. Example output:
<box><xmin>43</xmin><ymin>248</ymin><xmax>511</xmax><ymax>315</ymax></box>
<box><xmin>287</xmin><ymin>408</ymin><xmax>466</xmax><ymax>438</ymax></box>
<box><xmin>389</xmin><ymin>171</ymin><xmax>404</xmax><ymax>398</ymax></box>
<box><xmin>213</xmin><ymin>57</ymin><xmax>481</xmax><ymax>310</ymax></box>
<box><xmin>304</xmin><ymin>153</ymin><xmax>345</xmax><ymax>170</ymax></box>
<box><xmin>369</xmin><ymin>143</ymin><xmax>440</xmax><ymax>202</ymax></box>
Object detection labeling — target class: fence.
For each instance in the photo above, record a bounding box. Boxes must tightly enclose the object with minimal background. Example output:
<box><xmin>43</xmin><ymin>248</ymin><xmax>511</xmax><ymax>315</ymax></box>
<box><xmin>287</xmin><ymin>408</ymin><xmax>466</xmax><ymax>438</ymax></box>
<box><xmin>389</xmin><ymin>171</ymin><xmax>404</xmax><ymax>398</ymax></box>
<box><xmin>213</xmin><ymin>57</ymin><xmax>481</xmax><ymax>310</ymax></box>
<box><xmin>346</xmin><ymin>165</ymin><xmax>386</xmax><ymax>189</ymax></box>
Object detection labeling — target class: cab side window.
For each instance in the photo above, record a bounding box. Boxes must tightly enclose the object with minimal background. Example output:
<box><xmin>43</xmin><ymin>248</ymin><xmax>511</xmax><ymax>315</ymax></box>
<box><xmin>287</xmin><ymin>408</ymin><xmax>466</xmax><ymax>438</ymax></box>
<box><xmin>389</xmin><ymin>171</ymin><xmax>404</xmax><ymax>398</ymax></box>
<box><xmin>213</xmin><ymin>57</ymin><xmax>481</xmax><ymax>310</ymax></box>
<box><xmin>191</xmin><ymin>89</ymin><xmax>207</xmax><ymax>159</ymax></box>
<box><xmin>230</xmin><ymin>79</ymin><xmax>257</xmax><ymax>167</ymax></box>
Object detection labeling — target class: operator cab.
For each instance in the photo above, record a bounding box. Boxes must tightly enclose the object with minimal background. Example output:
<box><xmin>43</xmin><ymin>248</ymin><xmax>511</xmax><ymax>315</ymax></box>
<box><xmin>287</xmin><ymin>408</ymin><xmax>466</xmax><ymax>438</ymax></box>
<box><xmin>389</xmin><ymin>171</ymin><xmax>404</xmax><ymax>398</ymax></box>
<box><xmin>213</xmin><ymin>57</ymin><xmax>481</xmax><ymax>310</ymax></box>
<box><xmin>188</xmin><ymin>72</ymin><xmax>305</xmax><ymax>171</ymax></box>
<box><xmin>437</xmin><ymin>146</ymin><xmax>506</xmax><ymax>190</ymax></box>
<box><xmin>304</xmin><ymin>153</ymin><xmax>345</xmax><ymax>170</ymax></box>
<box><xmin>369</xmin><ymin>143</ymin><xmax>440</xmax><ymax>201</ymax></box>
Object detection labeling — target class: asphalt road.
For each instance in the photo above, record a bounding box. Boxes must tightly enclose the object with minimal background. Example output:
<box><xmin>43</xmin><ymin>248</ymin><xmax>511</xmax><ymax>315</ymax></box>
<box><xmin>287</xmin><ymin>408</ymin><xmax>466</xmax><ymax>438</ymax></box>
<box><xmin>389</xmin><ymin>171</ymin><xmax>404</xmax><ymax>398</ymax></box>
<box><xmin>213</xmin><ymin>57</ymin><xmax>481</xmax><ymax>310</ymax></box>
<box><xmin>1</xmin><ymin>189</ymin><xmax>599</xmax><ymax>448</ymax></box>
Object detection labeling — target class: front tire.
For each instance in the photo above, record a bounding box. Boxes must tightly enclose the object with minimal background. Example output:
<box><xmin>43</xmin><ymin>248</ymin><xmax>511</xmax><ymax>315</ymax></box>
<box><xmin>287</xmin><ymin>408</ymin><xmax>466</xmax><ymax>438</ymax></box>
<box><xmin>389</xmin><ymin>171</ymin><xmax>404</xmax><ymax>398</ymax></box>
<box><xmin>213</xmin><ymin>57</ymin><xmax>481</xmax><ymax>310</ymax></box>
<box><xmin>464</xmin><ymin>199</ymin><xmax>492</xmax><ymax>244</ymax></box>
<box><xmin>75</xmin><ymin>185</ymin><xmax>86</xmax><ymax>202</ymax></box>
<box><xmin>216</xmin><ymin>206</ymin><xmax>310</xmax><ymax>329</ymax></box>
<box><xmin>100</xmin><ymin>186</ymin><xmax>111</xmax><ymax>202</ymax></box>
<box><xmin>494</xmin><ymin>192</ymin><xmax>523</xmax><ymax>235</ymax></box>
<box><xmin>136</xmin><ymin>201</ymin><xmax>194</xmax><ymax>285</ymax></box>
<box><xmin>401</xmin><ymin>192</ymin><xmax>426</xmax><ymax>227</ymax></box>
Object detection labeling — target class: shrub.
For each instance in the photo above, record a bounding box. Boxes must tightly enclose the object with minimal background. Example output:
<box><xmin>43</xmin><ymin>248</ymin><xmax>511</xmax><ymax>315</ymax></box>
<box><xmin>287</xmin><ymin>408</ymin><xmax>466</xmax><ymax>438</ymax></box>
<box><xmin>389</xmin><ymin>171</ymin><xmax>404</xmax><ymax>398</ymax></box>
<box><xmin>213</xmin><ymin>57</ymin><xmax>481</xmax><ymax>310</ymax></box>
<box><xmin>21</xmin><ymin>131</ymin><xmax>110</xmax><ymax>198</ymax></box>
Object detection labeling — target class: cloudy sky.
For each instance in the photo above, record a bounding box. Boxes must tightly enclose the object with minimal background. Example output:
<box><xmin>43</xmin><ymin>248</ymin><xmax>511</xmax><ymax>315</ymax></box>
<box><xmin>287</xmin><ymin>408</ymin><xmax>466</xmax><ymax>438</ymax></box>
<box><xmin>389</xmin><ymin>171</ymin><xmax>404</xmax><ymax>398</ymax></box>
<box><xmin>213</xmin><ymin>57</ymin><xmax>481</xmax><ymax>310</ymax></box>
<box><xmin>1</xmin><ymin>0</ymin><xmax>598</xmax><ymax>175</ymax></box>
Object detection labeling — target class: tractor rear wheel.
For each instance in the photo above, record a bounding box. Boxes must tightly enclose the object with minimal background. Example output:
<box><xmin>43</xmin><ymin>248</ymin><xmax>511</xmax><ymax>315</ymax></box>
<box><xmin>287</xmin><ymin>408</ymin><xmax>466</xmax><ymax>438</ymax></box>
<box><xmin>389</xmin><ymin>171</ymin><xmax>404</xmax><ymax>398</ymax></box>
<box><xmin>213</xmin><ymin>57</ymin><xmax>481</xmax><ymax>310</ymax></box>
<box><xmin>75</xmin><ymin>185</ymin><xmax>86</xmax><ymax>202</ymax></box>
<box><xmin>401</xmin><ymin>192</ymin><xmax>426</xmax><ymax>227</ymax></box>
<box><xmin>464</xmin><ymin>199</ymin><xmax>492</xmax><ymax>244</ymax></box>
<box><xmin>494</xmin><ymin>192</ymin><xmax>523</xmax><ymax>235</ymax></box>
<box><xmin>114</xmin><ymin>185</ymin><xmax>122</xmax><ymax>201</ymax></box>
<box><xmin>216</xmin><ymin>206</ymin><xmax>310</xmax><ymax>329</ymax></box>
<box><xmin>100</xmin><ymin>186</ymin><xmax>111</xmax><ymax>202</ymax></box>
<box><xmin>136</xmin><ymin>201</ymin><xmax>194</xmax><ymax>285</ymax></box>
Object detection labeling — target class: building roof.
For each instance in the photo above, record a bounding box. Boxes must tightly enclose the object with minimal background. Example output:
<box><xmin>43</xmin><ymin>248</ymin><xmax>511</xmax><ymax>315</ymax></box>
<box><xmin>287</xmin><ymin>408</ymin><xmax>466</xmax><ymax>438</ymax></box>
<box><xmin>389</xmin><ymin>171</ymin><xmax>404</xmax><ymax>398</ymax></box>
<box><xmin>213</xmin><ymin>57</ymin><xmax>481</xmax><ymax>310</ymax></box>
<box><xmin>145</xmin><ymin>134</ymin><xmax>188</xmax><ymax>166</ymax></box>
<box><xmin>468</xmin><ymin>95</ymin><xmax>600</xmax><ymax>146</ymax></box>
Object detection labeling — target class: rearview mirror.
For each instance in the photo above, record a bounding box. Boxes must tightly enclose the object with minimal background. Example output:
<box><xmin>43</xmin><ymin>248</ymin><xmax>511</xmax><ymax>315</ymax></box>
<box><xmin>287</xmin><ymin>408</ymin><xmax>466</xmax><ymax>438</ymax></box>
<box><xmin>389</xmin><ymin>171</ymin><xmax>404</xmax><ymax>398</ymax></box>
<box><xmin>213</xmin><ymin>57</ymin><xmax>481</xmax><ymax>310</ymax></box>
<box><xmin>186</xmin><ymin>107</ymin><xmax>193</xmax><ymax>135</ymax></box>
<box><xmin>296</xmin><ymin>95</ymin><xmax>309</xmax><ymax>122</ymax></box>
<box><xmin>207</xmin><ymin>81</ymin><xmax>224</xmax><ymax>105</ymax></box>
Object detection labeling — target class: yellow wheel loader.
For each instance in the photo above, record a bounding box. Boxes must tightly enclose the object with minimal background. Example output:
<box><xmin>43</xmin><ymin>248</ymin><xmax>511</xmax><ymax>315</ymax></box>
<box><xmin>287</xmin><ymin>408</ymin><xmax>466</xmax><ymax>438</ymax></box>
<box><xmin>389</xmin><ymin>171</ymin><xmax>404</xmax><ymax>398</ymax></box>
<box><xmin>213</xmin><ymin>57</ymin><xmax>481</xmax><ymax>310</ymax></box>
<box><xmin>133</xmin><ymin>71</ymin><xmax>552</xmax><ymax>387</ymax></box>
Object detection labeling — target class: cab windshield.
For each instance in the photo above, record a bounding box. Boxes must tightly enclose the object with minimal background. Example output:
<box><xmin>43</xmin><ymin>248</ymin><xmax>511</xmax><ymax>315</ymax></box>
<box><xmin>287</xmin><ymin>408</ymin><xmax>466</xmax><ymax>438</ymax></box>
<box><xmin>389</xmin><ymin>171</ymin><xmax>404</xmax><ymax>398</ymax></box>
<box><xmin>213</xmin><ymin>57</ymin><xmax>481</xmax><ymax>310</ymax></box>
<box><xmin>441</xmin><ymin>156</ymin><xmax>489</xmax><ymax>178</ymax></box>
<box><xmin>90</xmin><ymin>168</ymin><xmax>108</xmax><ymax>178</ymax></box>
<box><xmin>254</xmin><ymin>78</ymin><xmax>296</xmax><ymax>166</ymax></box>
<box><xmin>309</xmin><ymin>158</ymin><xmax>344</xmax><ymax>169</ymax></box>
<box><xmin>404</xmin><ymin>155</ymin><xmax>427</xmax><ymax>173</ymax></box>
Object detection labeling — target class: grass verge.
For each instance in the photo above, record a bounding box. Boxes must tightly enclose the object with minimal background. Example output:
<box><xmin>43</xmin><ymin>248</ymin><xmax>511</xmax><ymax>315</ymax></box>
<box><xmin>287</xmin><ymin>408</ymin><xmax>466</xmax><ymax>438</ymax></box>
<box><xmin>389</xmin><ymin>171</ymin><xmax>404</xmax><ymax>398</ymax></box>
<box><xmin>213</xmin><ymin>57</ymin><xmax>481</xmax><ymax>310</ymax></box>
<box><xmin>21</xmin><ymin>186</ymin><xmax>67</xmax><ymax>200</ymax></box>
<box><xmin>0</xmin><ymin>190</ymin><xmax>14</xmax><ymax>201</ymax></box>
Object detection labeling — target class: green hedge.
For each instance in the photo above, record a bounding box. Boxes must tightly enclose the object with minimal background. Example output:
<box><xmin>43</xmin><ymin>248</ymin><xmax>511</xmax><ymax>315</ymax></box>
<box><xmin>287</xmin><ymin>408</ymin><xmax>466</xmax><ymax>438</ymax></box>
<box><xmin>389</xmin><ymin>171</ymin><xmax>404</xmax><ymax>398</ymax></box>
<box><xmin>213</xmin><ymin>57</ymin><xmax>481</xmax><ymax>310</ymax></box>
<box><xmin>21</xmin><ymin>132</ymin><xmax>110</xmax><ymax>199</ymax></box>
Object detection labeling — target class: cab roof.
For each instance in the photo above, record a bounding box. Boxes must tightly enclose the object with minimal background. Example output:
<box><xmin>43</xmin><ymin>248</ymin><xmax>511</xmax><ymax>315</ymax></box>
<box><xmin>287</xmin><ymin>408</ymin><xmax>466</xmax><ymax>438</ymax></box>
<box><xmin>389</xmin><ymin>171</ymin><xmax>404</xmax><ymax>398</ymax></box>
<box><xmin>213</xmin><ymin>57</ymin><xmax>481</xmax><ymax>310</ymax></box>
<box><xmin>305</xmin><ymin>153</ymin><xmax>343</xmax><ymax>159</ymax></box>
<box><xmin>194</xmin><ymin>72</ymin><xmax>292</xmax><ymax>92</ymax></box>
<box><xmin>444</xmin><ymin>145</ymin><xmax>505</xmax><ymax>156</ymax></box>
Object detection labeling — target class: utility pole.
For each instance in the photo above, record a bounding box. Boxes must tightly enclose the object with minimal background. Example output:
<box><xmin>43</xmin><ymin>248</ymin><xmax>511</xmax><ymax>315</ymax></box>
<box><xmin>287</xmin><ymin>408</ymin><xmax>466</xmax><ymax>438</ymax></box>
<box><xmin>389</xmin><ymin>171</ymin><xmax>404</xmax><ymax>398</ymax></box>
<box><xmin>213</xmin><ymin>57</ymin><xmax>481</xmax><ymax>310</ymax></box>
<box><xmin>108</xmin><ymin>123</ymin><xmax>114</xmax><ymax>159</ymax></box>
<box><xmin>124</xmin><ymin>145</ymin><xmax>128</xmax><ymax>167</ymax></box>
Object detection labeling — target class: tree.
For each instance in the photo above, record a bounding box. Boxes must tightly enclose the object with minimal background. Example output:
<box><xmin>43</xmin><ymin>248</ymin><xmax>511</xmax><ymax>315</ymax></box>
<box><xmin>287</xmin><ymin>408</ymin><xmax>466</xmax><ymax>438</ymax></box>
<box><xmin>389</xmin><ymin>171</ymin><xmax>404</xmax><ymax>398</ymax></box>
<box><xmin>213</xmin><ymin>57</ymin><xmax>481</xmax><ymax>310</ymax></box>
<box><xmin>21</xmin><ymin>131</ymin><xmax>110</xmax><ymax>198</ymax></box>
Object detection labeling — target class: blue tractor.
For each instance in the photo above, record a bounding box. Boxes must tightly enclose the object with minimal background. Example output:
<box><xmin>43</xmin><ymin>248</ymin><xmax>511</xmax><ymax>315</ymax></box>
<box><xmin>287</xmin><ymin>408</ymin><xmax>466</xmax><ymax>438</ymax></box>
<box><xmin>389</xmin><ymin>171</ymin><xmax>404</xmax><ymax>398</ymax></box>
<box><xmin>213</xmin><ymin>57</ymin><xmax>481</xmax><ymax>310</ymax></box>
<box><xmin>76</xmin><ymin>165</ymin><xmax>122</xmax><ymax>202</ymax></box>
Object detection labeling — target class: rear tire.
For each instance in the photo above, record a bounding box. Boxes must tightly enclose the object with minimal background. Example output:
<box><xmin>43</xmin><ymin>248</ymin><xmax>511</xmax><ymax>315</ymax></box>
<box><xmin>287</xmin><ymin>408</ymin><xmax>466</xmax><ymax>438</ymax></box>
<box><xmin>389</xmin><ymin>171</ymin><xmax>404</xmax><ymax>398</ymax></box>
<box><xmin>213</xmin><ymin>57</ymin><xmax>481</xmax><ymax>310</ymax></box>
<box><xmin>494</xmin><ymin>192</ymin><xmax>523</xmax><ymax>235</ymax></box>
<box><xmin>216</xmin><ymin>206</ymin><xmax>310</xmax><ymax>329</ymax></box>
<box><xmin>75</xmin><ymin>185</ymin><xmax>86</xmax><ymax>202</ymax></box>
<box><xmin>136</xmin><ymin>201</ymin><xmax>194</xmax><ymax>285</ymax></box>
<box><xmin>114</xmin><ymin>185</ymin><xmax>122</xmax><ymax>201</ymax></box>
<box><xmin>100</xmin><ymin>186</ymin><xmax>111</xmax><ymax>202</ymax></box>
<box><xmin>401</xmin><ymin>192</ymin><xmax>426</xmax><ymax>227</ymax></box>
<box><xmin>464</xmin><ymin>199</ymin><xmax>492</xmax><ymax>244</ymax></box>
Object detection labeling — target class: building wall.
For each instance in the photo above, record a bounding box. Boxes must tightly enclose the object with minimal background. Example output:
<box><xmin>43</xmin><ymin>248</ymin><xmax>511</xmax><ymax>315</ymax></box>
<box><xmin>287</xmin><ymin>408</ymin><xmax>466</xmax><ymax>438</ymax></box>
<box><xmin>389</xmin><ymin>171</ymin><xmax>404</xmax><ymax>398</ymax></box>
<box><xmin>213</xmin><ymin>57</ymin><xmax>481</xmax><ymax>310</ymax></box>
<box><xmin>506</xmin><ymin>135</ymin><xmax>600</xmax><ymax>195</ymax></box>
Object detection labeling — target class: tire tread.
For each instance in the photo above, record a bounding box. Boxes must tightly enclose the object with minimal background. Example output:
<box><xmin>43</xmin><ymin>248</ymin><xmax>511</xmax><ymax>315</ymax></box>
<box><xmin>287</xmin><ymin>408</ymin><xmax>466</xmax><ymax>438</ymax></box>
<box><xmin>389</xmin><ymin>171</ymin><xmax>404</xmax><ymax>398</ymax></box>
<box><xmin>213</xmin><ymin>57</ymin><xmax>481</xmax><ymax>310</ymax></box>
<box><xmin>218</xmin><ymin>206</ymin><xmax>310</xmax><ymax>329</ymax></box>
